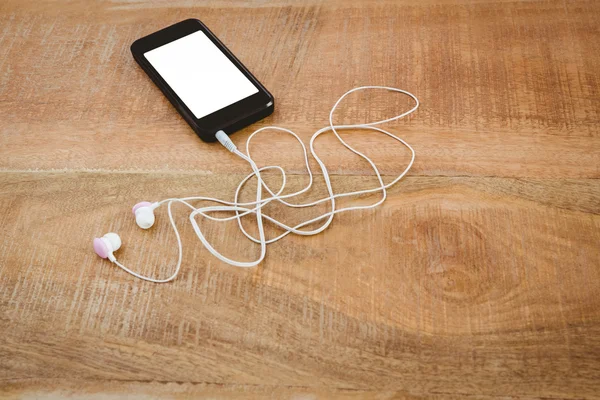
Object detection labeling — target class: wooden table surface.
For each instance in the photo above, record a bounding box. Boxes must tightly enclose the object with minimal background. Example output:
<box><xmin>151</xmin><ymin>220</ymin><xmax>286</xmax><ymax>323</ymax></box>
<box><xmin>1</xmin><ymin>0</ymin><xmax>599</xmax><ymax>398</ymax></box>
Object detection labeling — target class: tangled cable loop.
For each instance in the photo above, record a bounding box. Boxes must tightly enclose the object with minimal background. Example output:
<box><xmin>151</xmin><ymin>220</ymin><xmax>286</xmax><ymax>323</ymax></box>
<box><xmin>113</xmin><ymin>86</ymin><xmax>419</xmax><ymax>282</ymax></box>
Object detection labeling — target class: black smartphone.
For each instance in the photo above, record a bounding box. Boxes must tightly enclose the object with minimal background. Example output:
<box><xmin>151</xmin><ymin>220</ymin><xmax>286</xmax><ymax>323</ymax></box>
<box><xmin>131</xmin><ymin>19</ymin><xmax>274</xmax><ymax>142</ymax></box>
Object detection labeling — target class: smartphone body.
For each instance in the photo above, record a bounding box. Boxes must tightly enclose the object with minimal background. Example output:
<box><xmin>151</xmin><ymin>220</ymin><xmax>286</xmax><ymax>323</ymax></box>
<box><xmin>131</xmin><ymin>19</ymin><xmax>274</xmax><ymax>142</ymax></box>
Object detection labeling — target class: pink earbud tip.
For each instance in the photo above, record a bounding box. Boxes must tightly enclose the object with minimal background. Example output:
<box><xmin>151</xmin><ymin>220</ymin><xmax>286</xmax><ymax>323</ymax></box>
<box><xmin>132</xmin><ymin>201</ymin><xmax>152</xmax><ymax>215</ymax></box>
<box><xmin>93</xmin><ymin>238</ymin><xmax>109</xmax><ymax>259</ymax></box>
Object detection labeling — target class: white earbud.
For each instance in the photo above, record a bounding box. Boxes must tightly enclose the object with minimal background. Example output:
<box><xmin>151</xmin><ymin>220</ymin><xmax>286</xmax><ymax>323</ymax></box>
<box><xmin>93</xmin><ymin>232</ymin><xmax>122</xmax><ymax>262</ymax></box>
<box><xmin>103</xmin><ymin>232</ymin><xmax>122</xmax><ymax>252</ymax></box>
<box><xmin>133</xmin><ymin>201</ymin><xmax>157</xmax><ymax>229</ymax></box>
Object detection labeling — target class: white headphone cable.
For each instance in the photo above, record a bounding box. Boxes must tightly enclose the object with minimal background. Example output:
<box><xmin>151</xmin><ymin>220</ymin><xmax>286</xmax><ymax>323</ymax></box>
<box><xmin>110</xmin><ymin>86</ymin><xmax>418</xmax><ymax>282</ymax></box>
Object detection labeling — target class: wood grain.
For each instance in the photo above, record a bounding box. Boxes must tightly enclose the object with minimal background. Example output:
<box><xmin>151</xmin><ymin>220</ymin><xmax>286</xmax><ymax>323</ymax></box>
<box><xmin>1</xmin><ymin>0</ymin><xmax>599</xmax><ymax>177</ymax></box>
<box><xmin>1</xmin><ymin>0</ymin><xmax>599</xmax><ymax>399</ymax></box>
<box><xmin>2</xmin><ymin>380</ymin><xmax>547</xmax><ymax>400</ymax></box>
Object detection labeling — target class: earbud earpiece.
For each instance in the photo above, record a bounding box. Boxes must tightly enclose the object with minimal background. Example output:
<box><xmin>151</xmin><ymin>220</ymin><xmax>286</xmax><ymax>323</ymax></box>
<box><xmin>103</xmin><ymin>232</ymin><xmax>122</xmax><ymax>251</ymax></box>
<box><xmin>93</xmin><ymin>232</ymin><xmax>122</xmax><ymax>262</ymax></box>
<box><xmin>133</xmin><ymin>201</ymin><xmax>156</xmax><ymax>229</ymax></box>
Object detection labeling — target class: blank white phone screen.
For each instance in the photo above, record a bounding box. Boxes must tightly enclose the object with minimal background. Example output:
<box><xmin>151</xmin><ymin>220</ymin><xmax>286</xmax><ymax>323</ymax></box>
<box><xmin>144</xmin><ymin>30</ymin><xmax>259</xmax><ymax>119</ymax></box>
